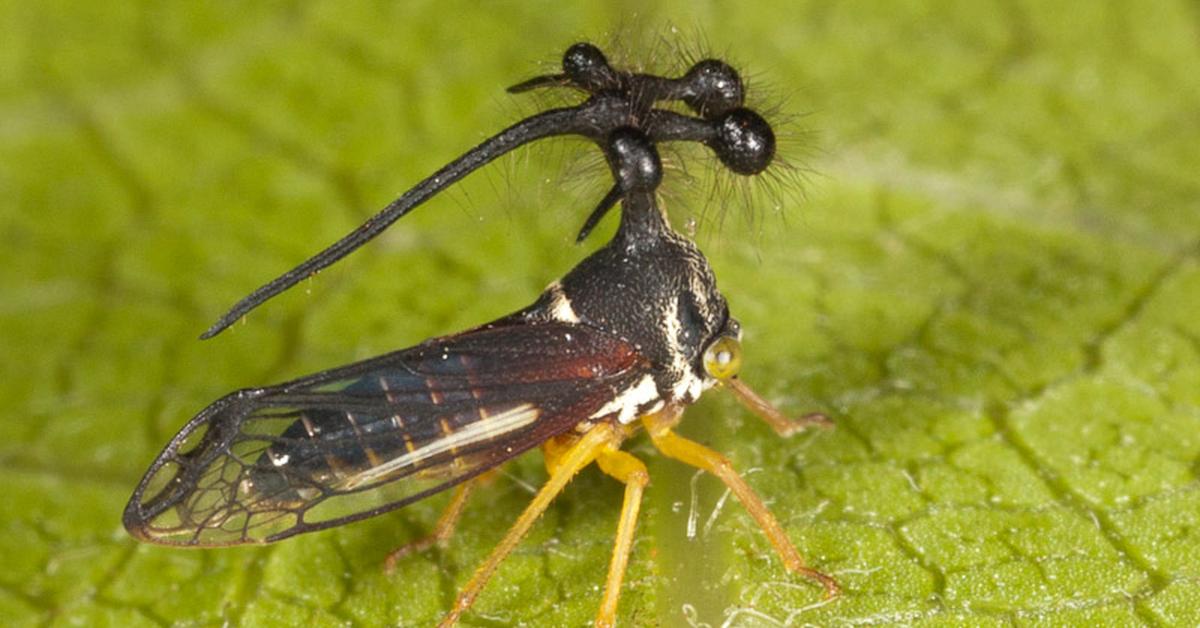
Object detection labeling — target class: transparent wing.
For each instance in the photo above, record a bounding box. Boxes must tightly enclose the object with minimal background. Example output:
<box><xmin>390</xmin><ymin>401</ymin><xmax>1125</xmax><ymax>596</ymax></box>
<box><xmin>124</xmin><ymin>322</ymin><xmax>645</xmax><ymax>546</ymax></box>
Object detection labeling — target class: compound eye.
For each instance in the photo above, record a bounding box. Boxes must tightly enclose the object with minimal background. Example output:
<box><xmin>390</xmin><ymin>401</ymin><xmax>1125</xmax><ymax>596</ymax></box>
<box><xmin>702</xmin><ymin>335</ymin><xmax>743</xmax><ymax>381</ymax></box>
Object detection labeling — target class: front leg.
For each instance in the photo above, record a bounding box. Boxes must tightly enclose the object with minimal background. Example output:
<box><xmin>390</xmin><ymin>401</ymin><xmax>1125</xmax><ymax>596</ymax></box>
<box><xmin>642</xmin><ymin>409</ymin><xmax>840</xmax><ymax>598</ymax></box>
<box><xmin>725</xmin><ymin>378</ymin><xmax>833</xmax><ymax>437</ymax></box>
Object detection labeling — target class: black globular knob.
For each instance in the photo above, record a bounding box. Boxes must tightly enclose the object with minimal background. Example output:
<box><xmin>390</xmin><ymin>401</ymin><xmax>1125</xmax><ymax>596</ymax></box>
<box><xmin>608</xmin><ymin>128</ymin><xmax>662</xmax><ymax>193</ymax></box>
<box><xmin>562</xmin><ymin>42</ymin><xmax>617</xmax><ymax>92</ymax></box>
<box><xmin>708</xmin><ymin>108</ymin><xmax>774</xmax><ymax>175</ymax></box>
<box><xmin>682</xmin><ymin>59</ymin><xmax>744</xmax><ymax>117</ymax></box>
<box><xmin>575</xmin><ymin>128</ymin><xmax>663</xmax><ymax>242</ymax></box>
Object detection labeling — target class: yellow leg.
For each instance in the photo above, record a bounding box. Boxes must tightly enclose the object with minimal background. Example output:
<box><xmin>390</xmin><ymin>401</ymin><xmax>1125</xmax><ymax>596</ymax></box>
<box><xmin>593</xmin><ymin>448</ymin><xmax>650</xmax><ymax>628</ymax></box>
<box><xmin>384</xmin><ymin>477</ymin><xmax>480</xmax><ymax>574</ymax></box>
<box><xmin>642</xmin><ymin>410</ymin><xmax>841</xmax><ymax>599</ymax></box>
<box><xmin>439</xmin><ymin>424</ymin><xmax>622</xmax><ymax>627</ymax></box>
<box><xmin>726</xmin><ymin>377</ymin><xmax>833</xmax><ymax>437</ymax></box>
<box><xmin>542</xmin><ymin>432</ymin><xmax>578</xmax><ymax>476</ymax></box>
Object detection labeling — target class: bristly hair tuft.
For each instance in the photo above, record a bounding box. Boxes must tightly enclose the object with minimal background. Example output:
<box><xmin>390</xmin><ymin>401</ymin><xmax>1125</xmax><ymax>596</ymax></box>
<box><xmin>659</xmin><ymin>27</ymin><xmax>818</xmax><ymax>245</ymax></box>
<box><xmin>501</xmin><ymin>27</ymin><xmax>817</xmax><ymax>245</ymax></box>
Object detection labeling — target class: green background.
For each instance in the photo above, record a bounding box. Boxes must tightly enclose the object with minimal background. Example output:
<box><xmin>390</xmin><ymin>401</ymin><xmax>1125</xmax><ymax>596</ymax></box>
<box><xmin>4</xmin><ymin>1</ymin><xmax>1199</xmax><ymax>626</ymax></box>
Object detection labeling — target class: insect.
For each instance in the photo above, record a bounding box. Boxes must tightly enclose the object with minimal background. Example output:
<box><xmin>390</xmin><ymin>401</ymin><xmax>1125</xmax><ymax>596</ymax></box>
<box><xmin>124</xmin><ymin>43</ymin><xmax>840</xmax><ymax>626</ymax></box>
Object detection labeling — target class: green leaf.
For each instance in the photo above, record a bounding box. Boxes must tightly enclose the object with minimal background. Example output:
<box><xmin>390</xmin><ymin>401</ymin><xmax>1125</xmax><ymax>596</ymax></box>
<box><xmin>4</xmin><ymin>2</ymin><xmax>1199</xmax><ymax>626</ymax></box>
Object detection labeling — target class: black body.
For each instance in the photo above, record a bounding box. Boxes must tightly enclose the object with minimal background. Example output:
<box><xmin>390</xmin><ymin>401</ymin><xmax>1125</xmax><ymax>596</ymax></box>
<box><xmin>124</xmin><ymin>44</ymin><xmax>768</xmax><ymax>547</ymax></box>
<box><xmin>124</xmin><ymin>130</ymin><xmax>739</xmax><ymax>546</ymax></box>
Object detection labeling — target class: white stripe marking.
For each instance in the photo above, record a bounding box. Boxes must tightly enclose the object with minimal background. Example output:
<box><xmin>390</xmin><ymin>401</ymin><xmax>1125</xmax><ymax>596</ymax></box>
<box><xmin>590</xmin><ymin>374</ymin><xmax>661</xmax><ymax>424</ymax></box>
<box><xmin>338</xmin><ymin>403</ymin><xmax>540</xmax><ymax>489</ymax></box>
<box><xmin>545</xmin><ymin>281</ymin><xmax>580</xmax><ymax>323</ymax></box>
